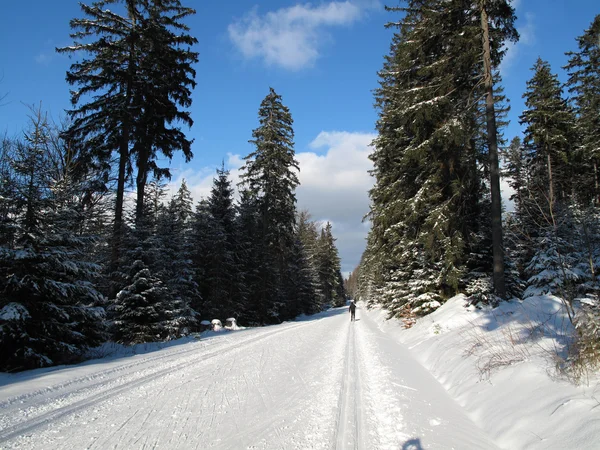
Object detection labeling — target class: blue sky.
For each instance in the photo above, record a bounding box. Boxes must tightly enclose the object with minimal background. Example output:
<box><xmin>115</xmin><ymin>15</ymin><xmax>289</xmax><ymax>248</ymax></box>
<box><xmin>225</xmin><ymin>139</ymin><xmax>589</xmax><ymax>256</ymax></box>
<box><xmin>0</xmin><ymin>0</ymin><xmax>598</xmax><ymax>274</ymax></box>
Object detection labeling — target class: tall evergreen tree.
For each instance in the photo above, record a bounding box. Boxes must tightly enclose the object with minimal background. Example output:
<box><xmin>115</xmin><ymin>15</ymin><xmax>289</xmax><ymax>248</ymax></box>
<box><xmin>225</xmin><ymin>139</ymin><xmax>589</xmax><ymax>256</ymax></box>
<box><xmin>202</xmin><ymin>166</ymin><xmax>245</xmax><ymax>321</ymax></box>
<box><xmin>58</xmin><ymin>0</ymin><xmax>143</xmax><ymax>270</ymax></box>
<box><xmin>238</xmin><ymin>88</ymin><xmax>300</xmax><ymax>323</ymax></box>
<box><xmin>0</xmin><ymin>108</ymin><xmax>105</xmax><ymax>371</ymax></box>
<box><xmin>480</xmin><ymin>0</ymin><xmax>518</xmax><ymax>298</ymax></box>
<box><xmin>316</xmin><ymin>222</ymin><xmax>345</xmax><ymax>307</ymax></box>
<box><xmin>565</xmin><ymin>15</ymin><xmax>600</xmax><ymax>205</ymax></box>
<box><xmin>58</xmin><ymin>0</ymin><xmax>199</xmax><ymax>268</ymax></box>
<box><xmin>235</xmin><ymin>189</ymin><xmax>262</xmax><ymax>324</ymax></box>
<box><xmin>112</xmin><ymin>180</ymin><xmax>189</xmax><ymax>343</ymax></box>
<box><xmin>132</xmin><ymin>0</ymin><xmax>198</xmax><ymax>223</ymax></box>
<box><xmin>155</xmin><ymin>180</ymin><xmax>199</xmax><ymax>332</ymax></box>
<box><xmin>363</xmin><ymin>0</ymin><xmax>517</xmax><ymax>317</ymax></box>
<box><xmin>519</xmin><ymin>58</ymin><xmax>577</xmax><ymax>212</ymax></box>
<box><xmin>297</xmin><ymin>211</ymin><xmax>325</xmax><ymax>311</ymax></box>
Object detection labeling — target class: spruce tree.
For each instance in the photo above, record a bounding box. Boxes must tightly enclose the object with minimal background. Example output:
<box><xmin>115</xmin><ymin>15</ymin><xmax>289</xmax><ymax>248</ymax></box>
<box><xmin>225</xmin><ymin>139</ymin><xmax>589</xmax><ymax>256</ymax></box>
<box><xmin>190</xmin><ymin>199</ymin><xmax>212</xmax><ymax>317</ymax></box>
<box><xmin>363</xmin><ymin>0</ymin><xmax>517</xmax><ymax>316</ymax></box>
<box><xmin>112</xmin><ymin>180</ymin><xmax>188</xmax><ymax>343</ymax></box>
<box><xmin>155</xmin><ymin>180</ymin><xmax>199</xmax><ymax>333</ymax></box>
<box><xmin>58</xmin><ymin>0</ymin><xmax>143</xmax><ymax>269</ymax></box>
<box><xmin>297</xmin><ymin>211</ymin><xmax>325</xmax><ymax>311</ymax></box>
<box><xmin>0</xmin><ymin>109</ymin><xmax>105</xmax><ymax>371</ymax></box>
<box><xmin>132</xmin><ymin>0</ymin><xmax>198</xmax><ymax>223</ymax></box>
<box><xmin>316</xmin><ymin>222</ymin><xmax>345</xmax><ymax>307</ymax></box>
<box><xmin>112</xmin><ymin>260</ymin><xmax>175</xmax><ymax>344</ymax></box>
<box><xmin>238</xmin><ymin>88</ymin><xmax>300</xmax><ymax>323</ymax></box>
<box><xmin>58</xmin><ymin>0</ymin><xmax>199</xmax><ymax>268</ymax></box>
<box><xmin>235</xmin><ymin>189</ymin><xmax>262</xmax><ymax>324</ymax></box>
<box><xmin>565</xmin><ymin>15</ymin><xmax>600</xmax><ymax>205</ymax></box>
<box><xmin>520</xmin><ymin>58</ymin><xmax>577</xmax><ymax>212</ymax></box>
<box><xmin>202</xmin><ymin>166</ymin><xmax>245</xmax><ymax>321</ymax></box>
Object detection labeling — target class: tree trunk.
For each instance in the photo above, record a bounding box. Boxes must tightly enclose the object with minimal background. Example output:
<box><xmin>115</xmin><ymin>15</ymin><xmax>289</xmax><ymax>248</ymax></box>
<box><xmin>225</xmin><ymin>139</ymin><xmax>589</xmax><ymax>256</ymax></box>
<box><xmin>547</xmin><ymin>153</ymin><xmax>554</xmax><ymax>207</ymax></box>
<box><xmin>481</xmin><ymin>1</ymin><xmax>507</xmax><ymax>299</ymax></box>
<box><xmin>111</xmin><ymin>129</ymin><xmax>129</xmax><ymax>273</ymax></box>
<box><xmin>111</xmin><ymin>8</ymin><xmax>137</xmax><ymax>272</ymax></box>
<box><xmin>594</xmin><ymin>160</ymin><xmax>599</xmax><ymax>206</ymax></box>
<box><xmin>135</xmin><ymin>145</ymin><xmax>149</xmax><ymax>225</ymax></box>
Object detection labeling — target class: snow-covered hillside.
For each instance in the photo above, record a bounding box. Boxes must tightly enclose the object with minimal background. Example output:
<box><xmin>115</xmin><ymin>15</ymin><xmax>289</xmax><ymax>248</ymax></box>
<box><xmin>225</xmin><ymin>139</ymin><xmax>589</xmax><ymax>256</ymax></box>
<box><xmin>1</xmin><ymin>298</ymin><xmax>599</xmax><ymax>449</ymax></box>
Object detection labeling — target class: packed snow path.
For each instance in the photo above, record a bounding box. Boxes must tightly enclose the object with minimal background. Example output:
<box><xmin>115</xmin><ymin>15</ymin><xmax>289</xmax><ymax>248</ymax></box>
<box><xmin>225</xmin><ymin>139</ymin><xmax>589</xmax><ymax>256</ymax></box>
<box><xmin>0</xmin><ymin>306</ymin><xmax>499</xmax><ymax>449</ymax></box>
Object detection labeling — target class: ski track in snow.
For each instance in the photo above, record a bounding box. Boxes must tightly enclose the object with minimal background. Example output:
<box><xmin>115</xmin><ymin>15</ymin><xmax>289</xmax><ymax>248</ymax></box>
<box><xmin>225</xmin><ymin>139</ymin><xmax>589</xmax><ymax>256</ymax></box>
<box><xmin>0</xmin><ymin>307</ymin><xmax>499</xmax><ymax>449</ymax></box>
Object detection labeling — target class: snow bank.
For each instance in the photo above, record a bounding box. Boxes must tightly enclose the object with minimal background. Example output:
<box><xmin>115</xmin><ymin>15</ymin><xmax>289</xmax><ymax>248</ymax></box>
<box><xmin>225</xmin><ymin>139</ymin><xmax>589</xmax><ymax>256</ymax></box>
<box><xmin>363</xmin><ymin>295</ymin><xmax>600</xmax><ymax>449</ymax></box>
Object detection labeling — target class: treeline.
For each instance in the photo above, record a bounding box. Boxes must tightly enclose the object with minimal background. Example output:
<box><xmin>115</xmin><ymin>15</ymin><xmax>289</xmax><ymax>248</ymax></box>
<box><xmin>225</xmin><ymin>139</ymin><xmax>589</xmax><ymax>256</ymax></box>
<box><xmin>351</xmin><ymin>0</ymin><xmax>600</xmax><ymax>367</ymax></box>
<box><xmin>0</xmin><ymin>1</ymin><xmax>345</xmax><ymax>372</ymax></box>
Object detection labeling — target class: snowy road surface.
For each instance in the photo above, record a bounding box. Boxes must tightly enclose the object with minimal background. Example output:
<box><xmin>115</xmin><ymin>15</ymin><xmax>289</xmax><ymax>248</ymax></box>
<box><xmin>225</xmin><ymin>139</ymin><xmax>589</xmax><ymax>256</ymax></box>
<box><xmin>0</xmin><ymin>306</ymin><xmax>499</xmax><ymax>449</ymax></box>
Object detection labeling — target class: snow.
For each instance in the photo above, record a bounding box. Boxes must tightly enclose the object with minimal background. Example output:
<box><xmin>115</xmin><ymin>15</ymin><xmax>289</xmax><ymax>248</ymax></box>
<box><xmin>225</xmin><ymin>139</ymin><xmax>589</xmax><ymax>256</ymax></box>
<box><xmin>371</xmin><ymin>294</ymin><xmax>600</xmax><ymax>449</ymax></box>
<box><xmin>1</xmin><ymin>298</ymin><xmax>599</xmax><ymax>449</ymax></box>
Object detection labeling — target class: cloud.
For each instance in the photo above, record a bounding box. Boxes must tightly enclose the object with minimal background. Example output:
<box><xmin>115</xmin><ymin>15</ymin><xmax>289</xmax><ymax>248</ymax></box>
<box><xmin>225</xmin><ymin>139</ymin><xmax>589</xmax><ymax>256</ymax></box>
<box><xmin>297</xmin><ymin>131</ymin><xmax>376</xmax><ymax>273</ymax></box>
<box><xmin>168</xmin><ymin>131</ymin><xmax>375</xmax><ymax>274</ymax></box>
<box><xmin>166</xmin><ymin>153</ymin><xmax>244</xmax><ymax>203</ymax></box>
<box><xmin>500</xmin><ymin>11</ymin><xmax>535</xmax><ymax>75</ymax></box>
<box><xmin>228</xmin><ymin>2</ymin><xmax>366</xmax><ymax>70</ymax></box>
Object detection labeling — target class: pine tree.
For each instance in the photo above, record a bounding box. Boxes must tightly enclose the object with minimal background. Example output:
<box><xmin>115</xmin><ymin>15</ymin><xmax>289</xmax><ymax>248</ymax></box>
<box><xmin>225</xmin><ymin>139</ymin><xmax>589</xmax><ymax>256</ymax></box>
<box><xmin>0</xmin><ymin>135</ymin><xmax>18</xmax><ymax>248</ymax></box>
<box><xmin>112</xmin><ymin>180</ymin><xmax>188</xmax><ymax>343</ymax></box>
<box><xmin>0</xmin><ymin>108</ymin><xmax>105</xmax><ymax>371</ymax></box>
<box><xmin>58</xmin><ymin>0</ymin><xmax>143</xmax><ymax>270</ymax></box>
<box><xmin>235</xmin><ymin>189</ymin><xmax>262</xmax><ymax>324</ymax></box>
<box><xmin>58</xmin><ymin>0</ymin><xmax>199</xmax><ymax>268</ymax></box>
<box><xmin>565</xmin><ymin>15</ymin><xmax>600</xmax><ymax>206</ymax></box>
<box><xmin>238</xmin><ymin>88</ymin><xmax>300</xmax><ymax>323</ymax></box>
<box><xmin>155</xmin><ymin>180</ymin><xmax>199</xmax><ymax>333</ymax></box>
<box><xmin>112</xmin><ymin>260</ymin><xmax>175</xmax><ymax>344</ymax></box>
<box><xmin>363</xmin><ymin>0</ymin><xmax>517</xmax><ymax>316</ymax></box>
<box><xmin>502</xmin><ymin>136</ymin><xmax>529</xmax><ymax>216</ymax></box>
<box><xmin>132</xmin><ymin>0</ymin><xmax>198</xmax><ymax>223</ymax></box>
<box><xmin>297</xmin><ymin>211</ymin><xmax>325</xmax><ymax>311</ymax></box>
<box><xmin>286</xmin><ymin>236</ymin><xmax>320</xmax><ymax>316</ymax></box>
<box><xmin>190</xmin><ymin>199</ymin><xmax>212</xmax><ymax>317</ymax></box>
<box><xmin>520</xmin><ymin>58</ymin><xmax>577</xmax><ymax>212</ymax></box>
<box><xmin>201</xmin><ymin>166</ymin><xmax>245</xmax><ymax>321</ymax></box>
<box><xmin>480</xmin><ymin>0</ymin><xmax>518</xmax><ymax>298</ymax></box>
<box><xmin>316</xmin><ymin>222</ymin><xmax>345</xmax><ymax>307</ymax></box>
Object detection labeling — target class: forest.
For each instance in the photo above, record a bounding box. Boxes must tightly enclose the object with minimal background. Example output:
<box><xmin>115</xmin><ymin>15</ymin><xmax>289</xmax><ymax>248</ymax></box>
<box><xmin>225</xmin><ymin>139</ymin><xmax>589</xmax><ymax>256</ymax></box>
<box><xmin>0</xmin><ymin>1</ymin><xmax>346</xmax><ymax>372</ymax></box>
<box><xmin>2</xmin><ymin>0</ymin><xmax>600</xmax><ymax>377</ymax></box>
<box><xmin>345</xmin><ymin>3</ymin><xmax>600</xmax><ymax>375</ymax></box>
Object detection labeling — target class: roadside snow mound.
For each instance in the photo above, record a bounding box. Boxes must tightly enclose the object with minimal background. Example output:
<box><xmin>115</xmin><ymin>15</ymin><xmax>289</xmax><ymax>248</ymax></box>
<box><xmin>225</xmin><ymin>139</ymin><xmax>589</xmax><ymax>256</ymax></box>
<box><xmin>367</xmin><ymin>294</ymin><xmax>600</xmax><ymax>449</ymax></box>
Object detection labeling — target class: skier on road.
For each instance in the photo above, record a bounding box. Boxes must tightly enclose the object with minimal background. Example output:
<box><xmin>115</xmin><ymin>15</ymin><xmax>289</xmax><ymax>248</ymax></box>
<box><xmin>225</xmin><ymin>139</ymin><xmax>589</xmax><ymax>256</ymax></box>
<box><xmin>349</xmin><ymin>300</ymin><xmax>356</xmax><ymax>322</ymax></box>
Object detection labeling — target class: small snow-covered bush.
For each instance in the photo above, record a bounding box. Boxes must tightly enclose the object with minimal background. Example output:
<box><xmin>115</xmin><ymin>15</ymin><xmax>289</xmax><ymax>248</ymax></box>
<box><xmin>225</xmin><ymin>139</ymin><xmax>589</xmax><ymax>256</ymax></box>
<box><xmin>225</xmin><ymin>318</ymin><xmax>239</xmax><ymax>330</ymax></box>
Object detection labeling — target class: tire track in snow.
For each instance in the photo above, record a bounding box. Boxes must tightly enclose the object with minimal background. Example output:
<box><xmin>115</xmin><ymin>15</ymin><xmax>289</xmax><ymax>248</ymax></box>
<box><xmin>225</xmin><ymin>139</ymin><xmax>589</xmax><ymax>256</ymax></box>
<box><xmin>0</xmin><ymin>321</ymin><xmax>314</xmax><ymax>445</ymax></box>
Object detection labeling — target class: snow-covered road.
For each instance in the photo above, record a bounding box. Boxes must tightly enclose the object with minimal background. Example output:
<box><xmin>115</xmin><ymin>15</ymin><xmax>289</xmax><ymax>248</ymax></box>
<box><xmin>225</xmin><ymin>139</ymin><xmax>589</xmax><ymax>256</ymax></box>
<box><xmin>0</xmin><ymin>306</ymin><xmax>499</xmax><ymax>449</ymax></box>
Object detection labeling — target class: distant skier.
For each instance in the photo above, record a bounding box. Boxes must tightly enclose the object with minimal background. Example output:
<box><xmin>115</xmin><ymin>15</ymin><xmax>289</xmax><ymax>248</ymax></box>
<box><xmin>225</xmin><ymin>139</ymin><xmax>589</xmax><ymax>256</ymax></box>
<box><xmin>349</xmin><ymin>300</ymin><xmax>356</xmax><ymax>322</ymax></box>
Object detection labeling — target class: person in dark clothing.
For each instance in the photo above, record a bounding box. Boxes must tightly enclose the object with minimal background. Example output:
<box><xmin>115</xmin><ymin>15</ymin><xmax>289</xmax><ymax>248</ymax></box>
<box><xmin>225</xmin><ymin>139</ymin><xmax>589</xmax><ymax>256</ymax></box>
<box><xmin>349</xmin><ymin>300</ymin><xmax>356</xmax><ymax>322</ymax></box>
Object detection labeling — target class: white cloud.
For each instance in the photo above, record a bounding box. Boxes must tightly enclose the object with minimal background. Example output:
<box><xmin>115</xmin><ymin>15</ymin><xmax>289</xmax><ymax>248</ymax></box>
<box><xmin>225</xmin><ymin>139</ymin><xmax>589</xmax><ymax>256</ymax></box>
<box><xmin>168</xmin><ymin>131</ymin><xmax>375</xmax><ymax>274</ymax></box>
<box><xmin>297</xmin><ymin>131</ymin><xmax>376</xmax><ymax>273</ymax></box>
<box><xmin>228</xmin><ymin>2</ymin><xmax>366</xmax><ymax>70</ymax></box>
